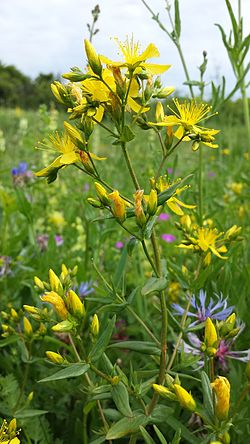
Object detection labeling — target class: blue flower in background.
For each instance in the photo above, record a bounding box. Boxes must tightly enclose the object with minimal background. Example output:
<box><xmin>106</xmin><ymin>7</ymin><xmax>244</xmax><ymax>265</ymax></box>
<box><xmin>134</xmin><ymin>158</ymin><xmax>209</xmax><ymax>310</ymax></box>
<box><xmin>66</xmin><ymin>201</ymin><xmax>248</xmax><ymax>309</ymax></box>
<box><xmin>78</xmin><ymin>281</ymin><xmax>95</xmax><ymax>298</ymax></box>
<box><xmin>172</xmin><ymin>289</ymin><xmax>234</xmax><ymax>327</ymax></box>
<box><xmin>12</xmin><ymin>162</ymin><xmax>28</xmax><ymax>176</ymax></box>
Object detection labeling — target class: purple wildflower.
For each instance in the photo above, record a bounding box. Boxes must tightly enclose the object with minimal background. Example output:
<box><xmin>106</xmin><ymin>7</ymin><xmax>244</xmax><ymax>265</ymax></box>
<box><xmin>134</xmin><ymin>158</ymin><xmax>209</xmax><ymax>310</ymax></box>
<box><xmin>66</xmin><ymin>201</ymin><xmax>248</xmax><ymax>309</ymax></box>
<box><xmin>54</xmin><ymin>234</ymin><xmax>64</xmax><ymax>247</ymax></box>
<box><xmin>36</xmin><ymin>234</ymin><xmax>49</xmax><ymax>251</ymax></box>
<box><xmin>182</xmin><ymin>330</ymin><xmax>250</xmax><ymax>371</ymax></box>
<box><xmin>167</xmin><ymin>167</ymin><xmax>173</xmax><ymax>174</ymax></box>
<box><xmin>158</xmin><ymin>213</ymin><xmax>170</xmax><ymax>221</ymax></box>
<box><xmin>208</xmin><ymin>171</ymin><xmax>216</xmax><ymax>178</ymax></box>
<box><xmin>161</xmin><ymin>233</ymin><xmax>176</xmax><ymax>243</ymax></box>
<box><xmin>172</xmin><ymin>290</ymin><xmax>234</xmax><ymax>327</ymax></box>
<box><xmin>115</xmin><ymin>241</ymin><xmax>124</xmax><ymax>249</ymax></box>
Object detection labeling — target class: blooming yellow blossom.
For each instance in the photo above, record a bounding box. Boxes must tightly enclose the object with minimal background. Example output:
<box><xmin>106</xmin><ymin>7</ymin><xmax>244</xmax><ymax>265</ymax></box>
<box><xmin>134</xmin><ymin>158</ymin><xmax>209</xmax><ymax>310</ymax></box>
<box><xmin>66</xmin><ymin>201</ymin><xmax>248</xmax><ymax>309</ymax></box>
<box><xmin>178</xmin><ymin>227</ymin><xmax>228</xmax><ymax>262</ymax></box>
<box><xmin>151</xmin><ymin>177</ymin><xmax>196</xmax><ymax>216</ymax></box>
<box><xmin>35</xmin><ymin>131</ymin><xmax>105</xmax><ymax>180</ymax></box>
<box><xmin>149</xmin><ymin>99</ymin><xmax>219</xmax><ymax>148</ymax></box>
<box><xmin>0</xmin><ymin>419</ymin><xmax>20</xmax><ymax>444</ymax></box>
<box><xmin>173</xmin><ymin>384</ymin><xmax>196</xmax><ymax>411</ymax></box>
<box><xmin>100</xmin><ymin>36</ymin><xmax>170</xmax><ymax>74</ymax></box>
<box><xmin>211</xmin><ymin>376</ymin><xmax>230</xmax><ymax>420</ymax></box>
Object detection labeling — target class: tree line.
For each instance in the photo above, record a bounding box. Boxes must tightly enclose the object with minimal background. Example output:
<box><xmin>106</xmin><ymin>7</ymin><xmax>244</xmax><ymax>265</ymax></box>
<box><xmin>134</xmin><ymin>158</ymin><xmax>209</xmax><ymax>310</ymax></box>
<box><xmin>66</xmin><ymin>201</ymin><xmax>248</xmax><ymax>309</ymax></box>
<box><xmin>0</xmin><ymin>62</ymin><xmax>58</xmax><ymax>109</ymax></box>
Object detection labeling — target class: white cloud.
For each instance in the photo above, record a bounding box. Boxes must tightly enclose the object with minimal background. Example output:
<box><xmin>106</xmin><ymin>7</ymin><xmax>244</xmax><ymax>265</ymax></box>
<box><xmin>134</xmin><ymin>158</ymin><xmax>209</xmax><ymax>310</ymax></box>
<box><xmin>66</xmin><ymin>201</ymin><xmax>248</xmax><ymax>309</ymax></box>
<box><xmin>0</xmin><ymin>0</ymin><xmax>249</xmax><ymax>95</ymax></box>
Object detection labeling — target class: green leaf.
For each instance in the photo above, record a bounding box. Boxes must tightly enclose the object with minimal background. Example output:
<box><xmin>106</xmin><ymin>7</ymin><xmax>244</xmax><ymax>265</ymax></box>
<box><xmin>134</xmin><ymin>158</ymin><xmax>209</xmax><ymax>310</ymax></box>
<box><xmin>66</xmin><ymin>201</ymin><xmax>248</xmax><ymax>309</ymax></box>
<box><xmin>201</xmin><ymin>371</ymin><xmax>214</xmax><ymax>422</ymax></box>
<box><xmin>38</xmin><ymin>363</ymin><xmax>90</xmax><ymax>383</ymax></box>
<box><xmin>111</xmin><ymin>382</ymin><xmax>133</xmax><ymax>417</ymax></box>
<box><xmin>164</xmin><ymin>415</ymin><xmax>200</xmax><ymax>444</ymax></box>
<box><xmin>0</xmin><ymin>336</ymin><xmax>19</xmax><ymax>348</ymax></box>
<box><xmin>89</xmin><ymin>436</ymin><xmax>106</xmax><ymax>444</ymax></box>
<box><xmin>113</xmin><ymin>246</ymin><xmax>127</xmax><ymax>287</ymax></box>
<box><xmin>89</xmin><ymin>315</ymin><xmax>116</xmax><ymax>362</ymax></box>
<box><xmin>174</xmin><ymin>0</ymin><xmax>181</xmax><ymax>38</ymax></box>
<box><xmin>141</xmin><ymin>277</ymin><xmax>168</xmax><ymax>296</ymax></box>
<box><xmin>108</xmin><ymin>341</ymin><xmax>160</xmax><ymax>355</ymax></box>
<box><xmin>225</xmin><ymin>0</ymin><xmax>239</xmax><ymax>47</ymax></box>
<box><xmin>144</xmin><ymin>215</ymin><xmax>158</xmax><ymax>239</ymax></box>
<box><xmin>15</xmin><ymin>409</ymin><xmax>48</xmax><ymax>419</ymax></box>
<box><xmin>153</xmin><ymin>425</ymin><xmax>168</xmax><ymax>444</ymax></box>
<box><xmin>171</xmin><ymin>429</ymin><xmax>181</xmax><ymax>444</ymax></box>
<box><xmin>157</xmin><ymin>174</ymin><xmax>193</xmax><ymax>206</ymax></box>
<box><xmin>140</xmin><ymin>426</ymin><xmax>157</xmax><ymax>444</ymax></box>
<box><xmin>106</xmin><ymin>414</ymin><xmax>148</xmax><ymax>439</ymax></box>
<box><xmin>121</xmin><ymin>125</ymin><xmax>135</xmax><ymax>143</ymax></box>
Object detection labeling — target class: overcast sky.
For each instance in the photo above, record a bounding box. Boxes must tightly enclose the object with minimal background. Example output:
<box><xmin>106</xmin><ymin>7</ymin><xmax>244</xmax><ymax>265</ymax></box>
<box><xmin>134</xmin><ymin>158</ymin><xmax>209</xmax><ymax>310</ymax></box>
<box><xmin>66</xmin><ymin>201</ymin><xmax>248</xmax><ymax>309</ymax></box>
<box><xmin>1</xmin><ymin>0</ymin><xmax>249</xmax><ymax>95</ymax></box>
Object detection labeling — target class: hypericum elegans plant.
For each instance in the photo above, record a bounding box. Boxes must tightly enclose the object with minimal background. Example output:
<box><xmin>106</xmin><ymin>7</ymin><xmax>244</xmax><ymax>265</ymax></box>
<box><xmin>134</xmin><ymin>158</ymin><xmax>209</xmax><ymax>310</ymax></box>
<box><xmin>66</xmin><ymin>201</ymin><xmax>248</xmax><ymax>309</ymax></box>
<box><xmin>13</xmin><ymin>35</ymin><xmax>247</xmax><ymax>443</ymax></box>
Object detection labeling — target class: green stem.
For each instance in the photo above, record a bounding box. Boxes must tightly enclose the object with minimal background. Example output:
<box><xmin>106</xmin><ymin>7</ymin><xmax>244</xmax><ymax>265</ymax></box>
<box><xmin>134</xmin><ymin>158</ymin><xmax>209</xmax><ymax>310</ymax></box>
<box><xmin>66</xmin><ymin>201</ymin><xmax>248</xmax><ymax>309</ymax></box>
<box><xmin>92</xmin><ymin>117</ymin><xmax>119</xmax><ymax>138</ymax></box>
<box><xmin>198</xmin><ymin>145</ymin><xmax>204</xmax><ymax>225</ymax></box>
<box><xmin>121</xmin><ymin>142</ymin><xmax>140</xmax><ymax>190</ymax></box>
<box><xmin>141</xmin><ymin>0</ymin><xmax>195</xmax><ymax>98</ymax></box>
<box><xmin>126</xmin><ymin>305</ymin><xmax>160</xmax><ymax>345</ymax></box>
<box><xmin>166</xmin><ymin>292</ymin><xmax>193</xmax><ymax>372</ymax></box>
<box><xmin>240</xmin><ymin>79</ymin><xmax>250</xmax><ymax>151</ymax></box>
<box><xmin>146</xmin><ymin>230</ymin><xmax>168</xmax><ymax>415</ymax></box>
<box><xmin>141</xmin><ymin>240</ymin><xmax>158</xmax><ymax>276</ymax></box>
<box><xmin>89</xmin><ymin>363</ymin><xmax>113</xmax><ymax>383</ymax></box>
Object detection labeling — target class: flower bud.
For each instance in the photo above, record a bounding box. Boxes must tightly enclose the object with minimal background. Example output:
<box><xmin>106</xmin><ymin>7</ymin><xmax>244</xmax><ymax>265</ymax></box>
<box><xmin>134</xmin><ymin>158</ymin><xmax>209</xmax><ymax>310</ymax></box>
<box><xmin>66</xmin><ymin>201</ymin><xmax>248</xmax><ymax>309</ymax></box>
<box><xmin>23</xmin><ymin>305</ymin><xmax>39</xmax><ymax>315</ymax></box>
<box><xmin>91</xmin><ymin>314</ymin><xmax>99</xmax><ymax>337</ymax></box>
<box><xmin>220</xmin><ymin>313</ymin><xmax>236</xmax><ymax>336</ymax></box>
<box><xmin>211</xmin><ymin>376</ymin><xmax>230</xmax><ymax>421</ymax></box>
<box><xmin>109</xmin><ymin>190</ymin><xmax>127</xmax><ymax>223</ymax></box>
<box><xmin>84</xmin><ymin>39</ymin><xmax>102</xmax><ymax>76</ymax></box>
<box><xmin>155</xmin><ymin>102</ymin><xmax>164</xmax><ymax>122</ymax></box>
<box><xmin>153</xmin><ymin>384</ymin><xmax>176</xmax><ymax>400</ymax></box>
<box><xmin>46</xmin><ymin>351</ymin><xmax>65</xmax><ymax>364</ymax></box>
<box><xmin>67</xmin><ymin>290</ymin><xmax>85</xmax><ymax>318</ymax></box>
<box><xmin>23</xmin><ymin>317</ymin><xmax>33</xmax><ymax>336</ymax></box>
<box><xmin>34</xmin><ymin>276</ymin><xmax>44</xmax><ymax>290</ymax></box>
<box><xmin>204</xmin><ymin>318</ymin><xmax>218</xmax><ymax>348</ymax></box>
<box><xmin>49</xmin><ymin>269</ymin><xmax>62</xmax><ymax>293</ymax></box>
<box><xmin>28</xmin><ymin>391</ymin><xmax>34</xmax><ymax>401</ymax></box>
<box><xmin>134</xmin><ymin>189</ymin><xmax>146</xmax><ymax>227</ymax></box>
<box><xmin>10</xmin><ymin>308</ymin><xmax>18</xmax><ymax>320</ymax></box>
<box><xmin>41</xmin><ymin>291</ymin><xmax>68</xmax><ymax>320</ymax></box>
<box><xmin>8</xmin><ymin>418</ymin><xmax>17</xmax><ymax>434</ymax></box>
<box><xmin>173</xmin><ymin>384</ymin><xmax>196</xmax><ymax>411</ymax></box>
<box><xmin>147</xmin><ymin>189</ymin><xmax>158</xmax><ymax>216</ymax></box>
<box><xmin>95</xmin><ymin>182</ymin><xmax>110</xmax><ymax>205</ymax></box>
<box><xmin>51</xmin><ymin>81</ymin><xmax>67</xmax><ymax>104</ymax></box>
<box><xmin>225</xmin><ymin>225</ymin><xmax>241</xmax><ymax>240</ymax></box>
<box><xmin>192</xmin><ymin>140</ymin><xmax>200</xmax><ymax>151</ymax></box>
<box><xmin>64</xmin><ymin>121</ymin><xmax>85</xmax><ymax>147</ymax></box>
<box><xmin>52</xmin><ymin>319</ymin><xmax>75</xmax><ymax>332</ymax></box>
<box><xmin>87</xmin><ymin>197</ymin><xmax>103</xmax><ymax>208</ymax></box>
<box><xmin>62</xmin><ymin>71</ymin><xmax>91</xmax><ymax>82</ymax></box>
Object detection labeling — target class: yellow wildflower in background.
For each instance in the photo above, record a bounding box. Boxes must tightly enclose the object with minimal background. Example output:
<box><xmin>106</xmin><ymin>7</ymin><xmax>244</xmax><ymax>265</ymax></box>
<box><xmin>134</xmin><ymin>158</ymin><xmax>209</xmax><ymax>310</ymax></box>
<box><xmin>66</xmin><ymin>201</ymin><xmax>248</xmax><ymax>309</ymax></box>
<box><xmin>211</xmin><ymin>376</ymin><xmax>230</xmax><ymax>420</ymax></box>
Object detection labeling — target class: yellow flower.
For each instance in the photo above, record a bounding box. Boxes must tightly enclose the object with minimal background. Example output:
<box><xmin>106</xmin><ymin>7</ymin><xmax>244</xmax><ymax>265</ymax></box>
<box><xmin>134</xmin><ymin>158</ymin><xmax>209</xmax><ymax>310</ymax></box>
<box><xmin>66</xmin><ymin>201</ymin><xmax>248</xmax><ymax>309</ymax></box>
<box><xmin>178</xmin><ymin>227</ymin><xmax>228</xmax><ymax>262</ymax></box>
<box><xmin>173</xmin><ymin>384</ymin><xmax>196</xmax><ymax>411</ymax></box>
<box><xmin>211</xmin><ymin>376</ymin><xmax>230</xmax><ymax>420</ymax></box>
<box><xmin>168</xmin><ymin>282</ymin><xmax>181</xmax><ymax>302</ymax></box>
<box><xmin>149</xmin><ymin>99</ymin><xmax>219</xmax><ymax>148</ymax></box>
<box><xmin>100</xmin><ymin>36</ymin><xmax>170</xmax><ymax>74</ymax></box>
<box><xmin>0</xmin><ymin>419</ymin><xmax>20</xmax><ymax>444</ymax></box>
<box><xmin>41</xmin><ymin>291</ymin><xmax>68</xmax><ymax>319</ymax></box>
<box><xmin>151</xmin><ymin>177</ymin><xmax>196</xmax><ymax>216</ymax></box>
<box><xmin>35</xmin><ymin>131</ymin><xmax>105</xmax><ymax>181</ymax></box>
<box><xmin>229</xmin><ymin>182</ymin><xmax>244</xmax><ymax>195</ymax></box>
<box><xmin>48</xmin><ymin>211</ymin><xmax>66</xmax><ymax>230</ymax></box>
<box><xmin>134</xmin><ymin>189</ymin><xmax>146</xmax><ymax>226</ymax></box>
<box><xmin>204</xmin><ymin>318</ymin><xmax>218</xmax><ymax>348</ymax></box>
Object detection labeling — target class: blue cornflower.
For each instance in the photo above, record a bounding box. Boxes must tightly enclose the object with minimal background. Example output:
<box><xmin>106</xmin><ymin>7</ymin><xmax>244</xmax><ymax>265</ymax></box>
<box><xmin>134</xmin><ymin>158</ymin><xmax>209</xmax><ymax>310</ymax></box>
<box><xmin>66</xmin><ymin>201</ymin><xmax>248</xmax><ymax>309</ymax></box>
<box><xmin>172</xmin><ymin>289</ymin><xmax>234</xmax><ymax>327</ymax></box>
<box><xmin>12</xmin><ymin>162</ymin><xmax>28</xmax><ymax>176</ymax></box>
<box><xmin>78</xmin><ymin>281</ymin><xmax>95</xmax><ymax>298</ymax></box>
